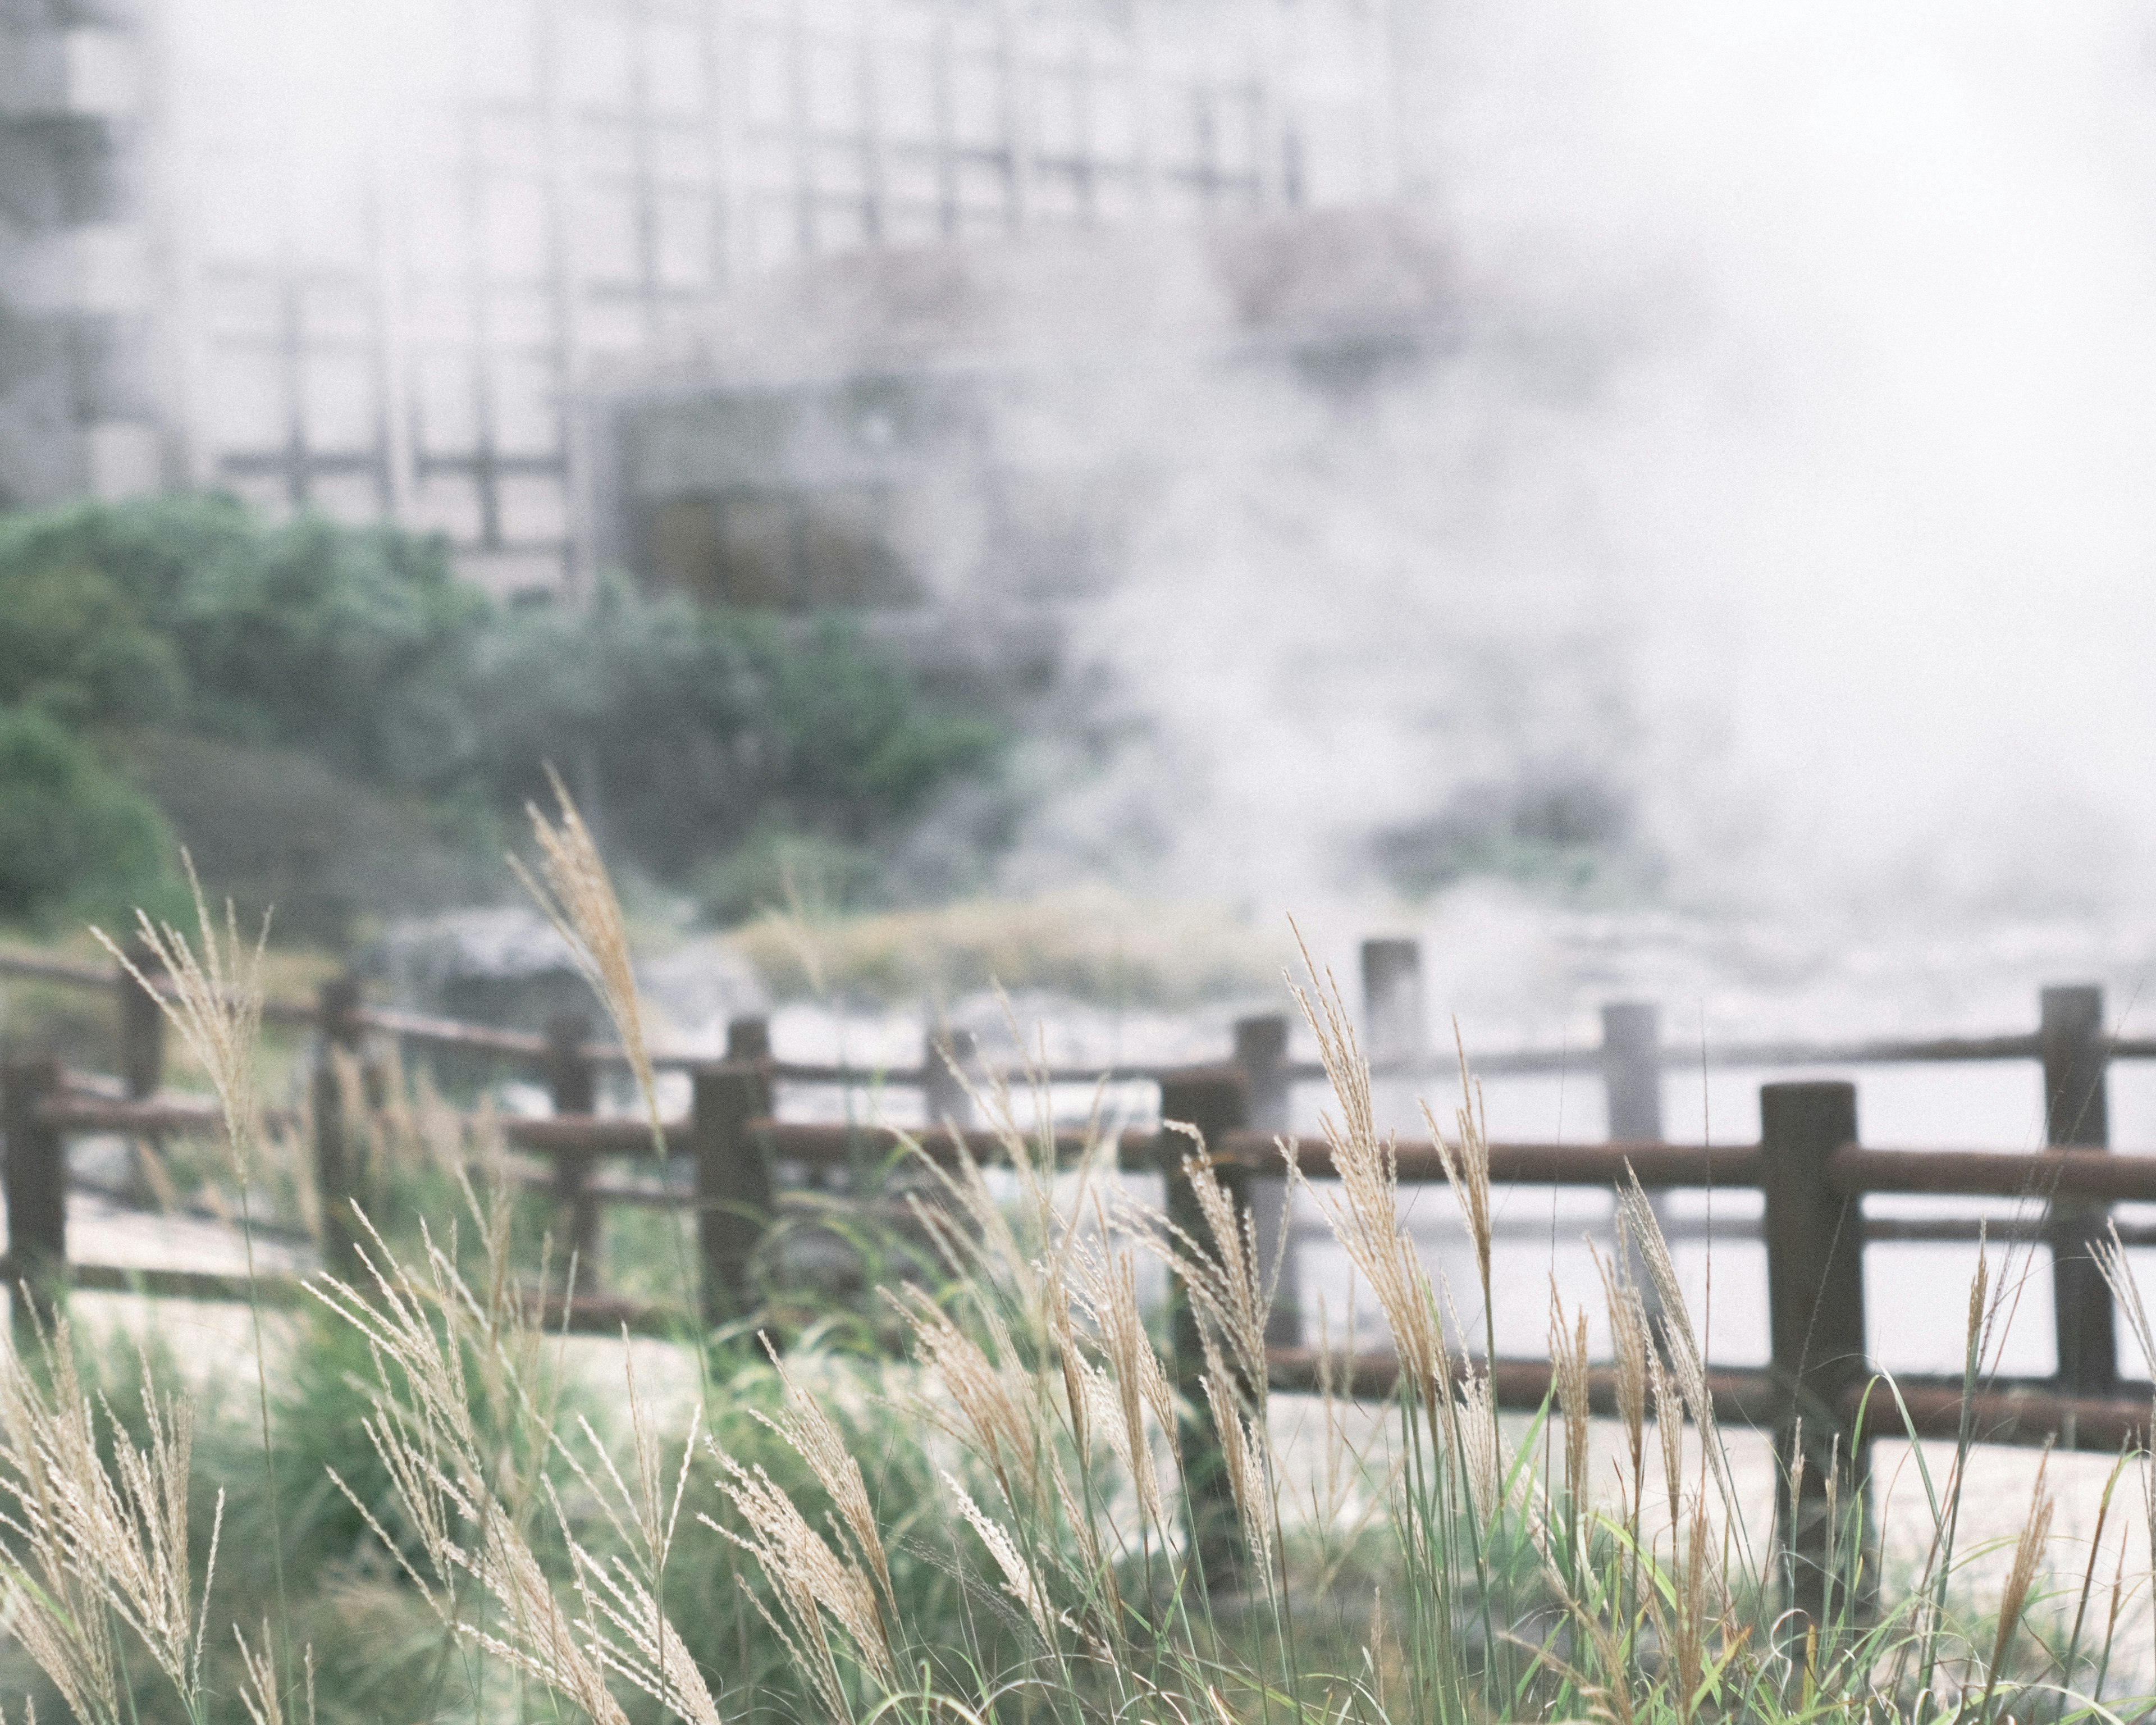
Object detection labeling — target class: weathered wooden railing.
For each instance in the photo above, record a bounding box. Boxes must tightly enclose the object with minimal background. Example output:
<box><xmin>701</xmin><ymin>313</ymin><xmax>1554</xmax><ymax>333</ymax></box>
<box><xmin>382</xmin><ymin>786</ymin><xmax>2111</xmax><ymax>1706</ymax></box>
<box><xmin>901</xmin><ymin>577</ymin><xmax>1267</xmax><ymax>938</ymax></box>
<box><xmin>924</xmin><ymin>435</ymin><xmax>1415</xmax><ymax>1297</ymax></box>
<box><xmin>7</xmin><ymin>933</ymin><xmax>2156</xmax><ymax>1607</ymax></box>
<box><xmin>2</xmin><ymin>934</ymin><xmax>2150</xmax><ymax>1362</ymax></box>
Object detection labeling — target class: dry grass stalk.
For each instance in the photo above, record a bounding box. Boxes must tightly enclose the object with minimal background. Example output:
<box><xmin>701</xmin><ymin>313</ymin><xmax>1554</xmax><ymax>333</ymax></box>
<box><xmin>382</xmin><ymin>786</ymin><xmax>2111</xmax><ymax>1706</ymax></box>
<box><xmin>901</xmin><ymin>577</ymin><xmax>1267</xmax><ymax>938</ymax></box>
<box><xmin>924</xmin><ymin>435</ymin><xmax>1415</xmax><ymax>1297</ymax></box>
<box><xmin>308</xmin><ymin>1202</ymin><xmax>727</xmax><ymax>1725</ymax></box>
<box><xmin>559</xmin><ymin>1349</ymin><xmax>696</xmax><ymax>1585</ymax></box>
<box><xmin>1671</xmin><ymin>1508</ymin><xmax>1715</xmax><ymax>1722</ymax></box>
<box><xmin>1650</xmin><ymin>1347</ymin><xmax>1684</xmax><ymax>1535</ymax></box>
<box><xmin>559</xmin><ymin>1507</ymin><xmax>727</xmax><ymax>1725</ymax></box>
<box><xmin>1287</xmin><ymin>930</ymin><xmax>1450</xmax><ymax>1431</ymax></box>
<box><xmin>893</xmin><ymin>1286</ymin><xmax>1042</xmax><ymax>1513</ymax></box>
<box><xmin>761</xmin><ymin>1348</ymin><xmax>896</xmax><ymax>1619</ymax></box>
<box><xmin>1070</xmin><ymin>1233</ymin><xmax>1174</xmax><ymax>1532</ymax></box>
<box><xmin>1198</xmin><ymin>1327</ymin><xmax>1276</xmax><ymax>1581</ymax></box>
<box><xmin>704</xmin><ymin>1448</ymin><xmax>894</xmax><ymax>1695</ymax></box>
<box><xmin>1986</xmin><ymin>1449</ymin><xmax>2056</xmax><ymax>1695</ymax></box>
<box><xmin>1549</xmin><ymin>1282</ymin><xmax>1591</xmax><ymax>1509</ymax></box>
<box><xmin>95</xmin><ymin>852</ymin><xmax>264</xmax><ymax>1176</ymax></box>
<box><xmin>0</xmin><ymin>1320</ymin><xmax>221</xmax><ymax>1723</ymax></box>
<box><xmin>1420</xmin><ymin>1026</ymin><xmax>1493</xmax><ymax>1325</ymax></box>
<box><xmin>510</xmin><ymin>766</ymin><xmax>659</xmax><ymax>1130</ymax></box>
<box><xmin>2096</xmin><ymin>1226</ymin><xmax>2156</xmax><ymax>1379</ymax></box>
<box><xmin>1592</xmin><ymin>1239</ymin><xmax>1651</xmax><ymax>1518</ymax></box>
<box><xmin>234</xmin><ymin>1623</ymin><xmax>315</xmax><ymax>1725</ymax></box>
<box><xmin>1150</xmin><ymin>1131</ymin><xmax>1273</xmax><ymax>1411</ymax></box>
<box><xmin>946</xmin><ymin>1473</ymin><xmax>1057</xmax><ymax>1645</ymax></box>
<box><xmin>1454</xmin><ymin>1369</ymin><xmax>1502</xmax><ymax>1528</ymax></box>
<box><xmin>1617</xmin><ymin>1178</ymin><xmax>1739</xmax><ymax>1524</ymax></box>
<box><xmin>899</xmin><ymin>1021</ymin><xmax>1085</xmax><ymax>1328</ymax></box>
<box><xmin>553</xmin><ymin>1365</ymin><xmax>707</xmax><ymax>1719</ymax></box>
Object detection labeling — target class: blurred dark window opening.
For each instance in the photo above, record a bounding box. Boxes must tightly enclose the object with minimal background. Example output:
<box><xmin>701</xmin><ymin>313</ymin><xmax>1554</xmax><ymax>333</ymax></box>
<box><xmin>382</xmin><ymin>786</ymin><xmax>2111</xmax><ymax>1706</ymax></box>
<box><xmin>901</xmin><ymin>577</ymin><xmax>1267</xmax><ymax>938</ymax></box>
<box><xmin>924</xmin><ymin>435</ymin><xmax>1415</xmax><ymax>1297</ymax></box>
<box><xmin>645</xmin><ymin>487</ymin><xmax>914</xmax><ymax>609</ymax></box>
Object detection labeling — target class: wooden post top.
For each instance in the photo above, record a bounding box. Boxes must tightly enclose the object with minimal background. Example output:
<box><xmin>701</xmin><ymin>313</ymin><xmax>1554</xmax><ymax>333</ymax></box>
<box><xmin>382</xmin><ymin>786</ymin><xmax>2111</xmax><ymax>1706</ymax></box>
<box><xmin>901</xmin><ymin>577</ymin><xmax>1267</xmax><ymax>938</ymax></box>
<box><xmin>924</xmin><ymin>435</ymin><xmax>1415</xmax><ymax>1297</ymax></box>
<box><xmin>725</xmin><ymin>1015</ymin><xmax>771</xmax><ymax>1061</ymax></box>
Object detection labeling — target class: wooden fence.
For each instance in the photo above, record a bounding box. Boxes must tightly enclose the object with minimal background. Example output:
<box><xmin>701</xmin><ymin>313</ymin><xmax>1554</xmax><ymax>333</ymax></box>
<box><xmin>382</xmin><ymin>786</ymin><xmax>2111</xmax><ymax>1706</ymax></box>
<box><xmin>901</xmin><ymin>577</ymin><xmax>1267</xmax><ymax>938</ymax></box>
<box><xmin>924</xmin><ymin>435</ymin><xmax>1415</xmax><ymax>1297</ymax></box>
<box><xmin>6</xmin><ymin>934</ymin><xmax>2156</xmax><ymax>1603</ymax></box>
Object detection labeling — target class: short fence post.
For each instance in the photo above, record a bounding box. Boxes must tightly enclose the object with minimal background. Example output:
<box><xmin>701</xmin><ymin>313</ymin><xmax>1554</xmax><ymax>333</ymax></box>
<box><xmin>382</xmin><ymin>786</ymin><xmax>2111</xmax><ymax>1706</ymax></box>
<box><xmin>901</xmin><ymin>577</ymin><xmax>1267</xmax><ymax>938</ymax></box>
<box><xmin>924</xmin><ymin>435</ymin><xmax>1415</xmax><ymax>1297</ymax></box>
<box><xmin>313</xmin><ymin>977</ymin><xmax>364</xmax><ymax>1280</ymax></box>
<box><xmin>2041</xmin><ymin>984</ymin><xmax>2117</xmax><ymax>1395</ymax></box>
<box><xmin>923</xmin><ymin>1026</ymin><xmax>977</xmax><ymax>1128</ymax></box>
<box><xmin>545</xmin><ymin>1010</ymin><xmax>600</xmax><ymax>1281</ymax></box>
<box><xmin>1157</xmin><ymin>1064</ymin><xmax>1251</xmax><ymax>1588</ymax></box>
<box><xmin>2</xmin><ymin>1056</ymin><xmax>67</xmax><ymax>1336</ymax></box>
<box><xmin>1762</xmin><ymin>1080</ymin><xmax>1870</xmax><ymax>1628</ymax></box>
<box><xmin>1360</xmin><ymin>938</ymin><xmax>1427</xmax><ymax>1065</ymax></box>
<box><xmin>694</xmin><ymin>1058</ymin><xmax>774</xmax><ymax>1329</ymax></box>
<box><xmin>117</xmin><ymin>935</ymin><xmax>166</xmax><ymax>1101</ymax></box>
<box><xmin>1600</xmin><ymin>1003</ymin><xmax>1663</xmax><ymax>1142</ymax></box>
<box><xmin>116</xmin><ymin>936</ymin><xmax>168</xmax><ymax>1208</ymax></box>
<box><xmin>1233</xmin><ymin>1015</ymin><xmax>1300</xmax><ymax>1347</ymax></box>
<box><xmin>726</xmin><ymin>1016</ymin><xmax>771</xmax><ymax>1062</ymax></box>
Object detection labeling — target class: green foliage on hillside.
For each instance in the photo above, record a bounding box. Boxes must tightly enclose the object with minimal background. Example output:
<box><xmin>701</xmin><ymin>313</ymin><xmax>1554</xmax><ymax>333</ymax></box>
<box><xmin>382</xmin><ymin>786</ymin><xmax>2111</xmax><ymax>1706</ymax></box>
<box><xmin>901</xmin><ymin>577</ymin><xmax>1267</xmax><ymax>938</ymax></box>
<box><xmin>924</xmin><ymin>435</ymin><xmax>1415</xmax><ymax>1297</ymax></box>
<box><xmin>0</xmin><ymin>494</ymin><xmax>1008</xmax><ymax>935</ymax></box>
<box><xmin>0</xmin><ymin>492</ymin><xmax>484</xmax><ymax>781</ymax></box>
<box><xmin>0</xmin><ymin>707</ymin><xmax>184</xmax><ymax>928</ymax></box>
<box><xmin>458</xmin><ymin>585</ymin><xmax>1004</xmax><ymax>878</ymax></box>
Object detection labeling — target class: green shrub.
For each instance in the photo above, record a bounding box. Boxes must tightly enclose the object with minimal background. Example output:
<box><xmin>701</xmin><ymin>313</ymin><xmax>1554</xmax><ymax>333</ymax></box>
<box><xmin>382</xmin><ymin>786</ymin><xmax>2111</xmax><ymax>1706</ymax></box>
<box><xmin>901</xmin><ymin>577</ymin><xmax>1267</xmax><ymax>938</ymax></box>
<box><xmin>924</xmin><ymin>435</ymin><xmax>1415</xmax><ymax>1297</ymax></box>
<box><xmin>0</xmin><ymin>704</ymin><xmax>181</xmax><ymax>927</ymax></box>
<box><xmin>0</xmin><ymin>496</ymin><xmax>1010</xmax><ymax>923</ymax></box>
<box><xmin>446</xmin><ymin>578</ymin><xmax>1005</xmax><ymax>882</ymax></box>
<box><xmin>0</xmin><ymin>493</ymin><xmax>482</xmax><ymax>781</ymax></box>
<box><xmin>0</xmin><ymin>556</ymin><xmax>182</xmax><ymax>726</ymax></box>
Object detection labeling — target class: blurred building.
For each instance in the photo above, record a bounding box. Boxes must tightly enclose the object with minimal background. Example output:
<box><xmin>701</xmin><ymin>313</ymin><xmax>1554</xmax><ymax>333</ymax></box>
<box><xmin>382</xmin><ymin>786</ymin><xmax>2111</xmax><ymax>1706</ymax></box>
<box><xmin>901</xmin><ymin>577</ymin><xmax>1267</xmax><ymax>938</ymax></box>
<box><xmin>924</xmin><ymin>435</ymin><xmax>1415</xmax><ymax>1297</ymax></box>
<box><xmin>0</xmin><ymin>0</ymin><xmax>1408</xmax><ymax>595</ymax></box>
<box><xmin>0</xmin><ymin>6</ymin><xmax>156</xmax><ymax>502</ymax></box>
<box><xmin>592</xmin><ymin>204</ymin><xmax>1455</xmax><ymax>624</ymax></box>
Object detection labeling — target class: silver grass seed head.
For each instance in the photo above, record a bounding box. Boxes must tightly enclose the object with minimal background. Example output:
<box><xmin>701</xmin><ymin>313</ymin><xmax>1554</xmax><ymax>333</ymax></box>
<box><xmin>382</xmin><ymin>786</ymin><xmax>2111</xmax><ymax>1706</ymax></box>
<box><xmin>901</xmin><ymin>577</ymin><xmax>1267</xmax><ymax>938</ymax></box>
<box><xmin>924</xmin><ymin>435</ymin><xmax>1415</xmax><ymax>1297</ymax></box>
<box><xmin>95</xmin><ymin>850</ymin><xmax>266</xmax><ymax>1174</ymax></box>
<box><xmin>1991</xmin><ymin>1449</ymin><xmax>2056</xmax><ymax>1682</ymax></box>
<box><xmin>510</xmin><ymin>766</ymin><xmax>659</xmax><ymax>1131</ymax></box>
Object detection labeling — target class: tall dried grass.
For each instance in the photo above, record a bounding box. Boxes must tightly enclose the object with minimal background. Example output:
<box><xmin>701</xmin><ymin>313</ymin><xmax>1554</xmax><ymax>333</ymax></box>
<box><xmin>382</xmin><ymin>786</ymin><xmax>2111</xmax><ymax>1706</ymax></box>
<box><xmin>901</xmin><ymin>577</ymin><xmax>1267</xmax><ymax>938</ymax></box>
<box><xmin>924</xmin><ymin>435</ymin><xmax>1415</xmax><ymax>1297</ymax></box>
<box><xmin>3</xmin><ymin>796</ymin><xmax>2149</xmax><ymax>1725</ymax></box>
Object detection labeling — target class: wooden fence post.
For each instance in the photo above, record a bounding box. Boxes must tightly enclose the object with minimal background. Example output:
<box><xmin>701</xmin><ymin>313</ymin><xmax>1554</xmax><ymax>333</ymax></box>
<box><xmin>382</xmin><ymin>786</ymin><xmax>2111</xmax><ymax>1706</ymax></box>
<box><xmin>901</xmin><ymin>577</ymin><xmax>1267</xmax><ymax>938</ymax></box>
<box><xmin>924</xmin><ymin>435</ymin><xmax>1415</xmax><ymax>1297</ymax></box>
<box><xmin>2041</xmin><ymin>984</ymin><xmax>2117</xmax><ymax>1395</ymax></box>
<box><xmin>726</xmin><ymin>1016</ymin><xmax>771</xmax><ymax>1062</ymax></box>
<box><xmin>117</xmin><ymin>935</ymin><xmax>165</xmax><ymax>1101</ymax></box>
<box><xmin>923</xmin><ymin>1026</ymin><xmax>977</xmax><ymax>1128</ymax></box>
<box><xmin>1762</xmin><ymin>1080</ymin><xmax>1870</xmax><ymax>1628</ymax></box>
<box><xmin>1157</xmin><ymin>1064</ymin><xmax>1250</xmax><ymax>1587</ymax></box>
<box><xmin>695</xmin><ymin>1058</ymin><xmax>773</xmax><ymax>1329</ymax></box>
<box><xmin>1360</xmin><ymin>938</ymin><xmax>1426</xmax><ymax>1064</ymax></box>
<box><xmin>1233</xmin><ymin>1014</ymin><xmax>1300</xmax><ymax>1347</ymax></box>
<box><xmin>545</xmin><ymin>1010</ymin><xmax>600</xmax><ymax>1280</ymax></box>
<box><xmin>2</xmin><ymin>1056</ymin><xmax>67</xmax><ymax>1336</ymax></box>
<box><xmin>117</xmin><ymin>936</ymin><xmax>167</xmax><ymax>1208</ymax></box>
<box><xmin>313</xmin><ymin>977</ymin><xmax>364</xmax><ymax>1279</ymax></box>
<box><xmin>1600</xmin><ymin>1003</ymin><xmax>1663</xmax><ymax>1141</ymax></box>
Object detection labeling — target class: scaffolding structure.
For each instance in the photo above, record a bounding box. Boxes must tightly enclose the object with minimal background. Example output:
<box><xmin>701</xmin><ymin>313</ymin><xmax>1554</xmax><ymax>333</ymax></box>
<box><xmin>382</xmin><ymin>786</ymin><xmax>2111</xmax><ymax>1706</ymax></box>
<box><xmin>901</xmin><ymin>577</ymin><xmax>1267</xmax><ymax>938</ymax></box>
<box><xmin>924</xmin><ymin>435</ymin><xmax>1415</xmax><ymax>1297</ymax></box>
<box><xmin>2</xmin><ymin>0</ymin><xmax>1401</xmax><ymax>592</ymax></box>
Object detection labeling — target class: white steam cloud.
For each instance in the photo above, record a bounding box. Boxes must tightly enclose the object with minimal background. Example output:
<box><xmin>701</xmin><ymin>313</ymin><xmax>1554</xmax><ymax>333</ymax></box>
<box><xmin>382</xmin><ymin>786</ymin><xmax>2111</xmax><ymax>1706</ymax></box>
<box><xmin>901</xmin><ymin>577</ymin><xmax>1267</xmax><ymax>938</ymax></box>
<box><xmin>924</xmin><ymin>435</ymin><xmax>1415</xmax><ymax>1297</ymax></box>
<box><xmin>1005</xmin><ymin>3</ymin><xmax>2156</xmax><ymax>947</ymax></box>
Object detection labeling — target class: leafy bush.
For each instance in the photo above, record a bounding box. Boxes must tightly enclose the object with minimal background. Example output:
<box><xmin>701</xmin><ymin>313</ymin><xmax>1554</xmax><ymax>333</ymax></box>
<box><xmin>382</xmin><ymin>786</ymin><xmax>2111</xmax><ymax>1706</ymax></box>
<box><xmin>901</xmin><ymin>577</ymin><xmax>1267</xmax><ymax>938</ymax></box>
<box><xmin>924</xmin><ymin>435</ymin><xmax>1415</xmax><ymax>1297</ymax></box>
<box><xmin>0</xmin><ymin>557</ymin><xmax>182</xmax><ymax>726</ymax></box>
<box><xmin>0</xmin><ymin>496</ymin><xmax>1009</xmax><ymax>929</ymax></box>
<box><xmin>0</xmin><ymin>705</ymin><xmax>180</xmax><ymax>927</ymax></box>
<box><xmin>451</xmin><ymin>581</ymin><xmax>1005</xmax><ymax>881</ymax></box>
<box><xmin>0</xmin><ymin>492</ymin><xmax>482</xmax><ymax>781</ymax></box>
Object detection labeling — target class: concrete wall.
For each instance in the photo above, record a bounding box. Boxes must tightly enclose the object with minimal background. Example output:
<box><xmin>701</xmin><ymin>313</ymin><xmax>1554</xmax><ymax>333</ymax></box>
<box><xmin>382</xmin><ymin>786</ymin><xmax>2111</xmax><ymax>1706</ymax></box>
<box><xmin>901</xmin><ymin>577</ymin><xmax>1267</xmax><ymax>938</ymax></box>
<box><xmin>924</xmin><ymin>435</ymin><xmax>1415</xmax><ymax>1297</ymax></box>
<box><xmin>0</xmin><ymin>2</ymin><xmax>161</xmax><ymax>506</ymax></box>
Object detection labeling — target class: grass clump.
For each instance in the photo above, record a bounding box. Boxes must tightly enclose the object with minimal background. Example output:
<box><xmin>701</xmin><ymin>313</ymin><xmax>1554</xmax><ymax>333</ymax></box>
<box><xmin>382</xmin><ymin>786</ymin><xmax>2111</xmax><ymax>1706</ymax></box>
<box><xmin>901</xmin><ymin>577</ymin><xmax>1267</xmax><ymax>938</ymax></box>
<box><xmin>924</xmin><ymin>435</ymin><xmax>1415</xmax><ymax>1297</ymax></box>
<box><xmin>734</xmin><ymin>883</ymin><xmax>1285</xmax><ymax>1005</ymax></box>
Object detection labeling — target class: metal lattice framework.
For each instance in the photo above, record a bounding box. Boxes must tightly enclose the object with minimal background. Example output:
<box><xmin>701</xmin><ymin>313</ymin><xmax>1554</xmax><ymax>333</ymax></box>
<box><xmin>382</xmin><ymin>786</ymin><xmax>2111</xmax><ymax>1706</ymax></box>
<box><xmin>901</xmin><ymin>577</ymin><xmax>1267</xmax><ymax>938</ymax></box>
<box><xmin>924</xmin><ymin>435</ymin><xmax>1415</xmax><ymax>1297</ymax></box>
<box><xmin>145</xmin><ymin>0</ymin><xmax>1400</xmax><ymax>592</ymax></box>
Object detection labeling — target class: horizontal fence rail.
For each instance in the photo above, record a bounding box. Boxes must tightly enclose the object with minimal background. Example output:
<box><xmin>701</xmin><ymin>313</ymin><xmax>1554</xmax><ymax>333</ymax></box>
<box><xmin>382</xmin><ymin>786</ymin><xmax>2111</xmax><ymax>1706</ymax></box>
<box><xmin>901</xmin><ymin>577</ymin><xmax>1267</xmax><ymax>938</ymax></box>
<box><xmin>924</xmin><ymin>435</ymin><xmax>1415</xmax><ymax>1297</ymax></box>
<box><xmin>13</xmin><ymin>933</ymin><xmax>2156</xmax><ymax>1092</ymax></box>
